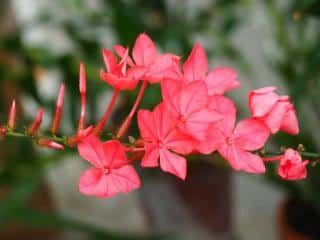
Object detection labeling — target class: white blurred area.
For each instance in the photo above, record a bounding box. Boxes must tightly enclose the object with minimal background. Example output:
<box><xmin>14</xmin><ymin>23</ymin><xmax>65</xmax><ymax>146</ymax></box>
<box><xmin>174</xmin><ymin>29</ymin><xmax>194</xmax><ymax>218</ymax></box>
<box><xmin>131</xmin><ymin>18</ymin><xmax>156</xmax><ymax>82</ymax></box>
<box><xmin>10</xmin><ymin>0</ymin><xmax>296</xmax><ymax>239</ymax></box>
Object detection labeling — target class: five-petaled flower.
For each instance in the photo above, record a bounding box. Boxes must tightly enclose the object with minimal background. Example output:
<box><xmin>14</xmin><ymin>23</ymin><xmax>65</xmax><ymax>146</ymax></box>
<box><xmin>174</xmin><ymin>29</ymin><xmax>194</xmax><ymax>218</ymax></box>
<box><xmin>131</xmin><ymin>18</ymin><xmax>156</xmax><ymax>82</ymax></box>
<box><xmin>78</xmin><ymin>136</ymin><xmax>141</xmax><ymax>198</ymax></box>
<box><xmin>138</xmin><ymin>103</ymin><xmax>195</xmax><ymax>180</ymax></box>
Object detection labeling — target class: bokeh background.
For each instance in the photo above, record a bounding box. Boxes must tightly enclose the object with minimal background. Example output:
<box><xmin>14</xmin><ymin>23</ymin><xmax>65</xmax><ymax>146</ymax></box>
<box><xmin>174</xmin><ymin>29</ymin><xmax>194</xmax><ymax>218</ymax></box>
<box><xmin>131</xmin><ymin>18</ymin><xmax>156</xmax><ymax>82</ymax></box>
<box><xmin>1</xmin><ymin>0</ymin><xmax>320</xmax><ymax>239</ymax></box>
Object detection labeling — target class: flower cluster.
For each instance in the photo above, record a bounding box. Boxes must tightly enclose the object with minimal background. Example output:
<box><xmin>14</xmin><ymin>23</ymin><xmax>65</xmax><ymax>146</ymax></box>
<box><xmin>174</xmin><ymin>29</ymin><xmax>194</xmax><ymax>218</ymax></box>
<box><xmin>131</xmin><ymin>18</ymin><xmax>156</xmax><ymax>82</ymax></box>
<box><xmin>1</xmin><ymin>33</ymin><xmax>311</xmax><ymax>199</ymax></box>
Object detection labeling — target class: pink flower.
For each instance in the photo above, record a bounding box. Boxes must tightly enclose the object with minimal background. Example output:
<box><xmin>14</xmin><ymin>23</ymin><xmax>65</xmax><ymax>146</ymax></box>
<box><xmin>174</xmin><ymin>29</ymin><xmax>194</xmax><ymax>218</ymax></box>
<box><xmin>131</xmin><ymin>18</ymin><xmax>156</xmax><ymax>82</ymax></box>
<box><xmin>114</xmin><ymin>33</ymin><xmax>180</xmax><ymax>83</ymax></box>
<box><xmin>100</xmin><ymin>48</ymin><xmax>139</xmax><ymax>90</ymax></box>
<box><xmin>207</xmin><ymin>112</ymin><xmax>270</xmax><ymax>173</ymax></box>
<box><xmin>249</xmin><ymin>87</ymin><xmax>299</xmax><ymax>135</ymax></box>
<box><xmin>77</xmin><ymin>136</ymin><xmax>140</xmax><ymax>198</ymax></box>
<box><xmin>197</xmin><ymin>95</ymin><xmax>236</xmax><ymax>154</ymax></box>
<box><xmin>161</xmin><ymin>79</ymin><xmax>221</xmax><ymax>140</ymax></box>
<box><xmin>181</xmin><ymin>43</ymin><xmax>240</xmax><ymax>95</ymax></box>
<box><xmin>278</xmin><ymin>149</ymin><xmax>309</xmax><ymax>180</ymax></box>
<box><xmin>137</xmin><ymin>103</ymin><xmax>195</xmax><ymax>180</ymax></box>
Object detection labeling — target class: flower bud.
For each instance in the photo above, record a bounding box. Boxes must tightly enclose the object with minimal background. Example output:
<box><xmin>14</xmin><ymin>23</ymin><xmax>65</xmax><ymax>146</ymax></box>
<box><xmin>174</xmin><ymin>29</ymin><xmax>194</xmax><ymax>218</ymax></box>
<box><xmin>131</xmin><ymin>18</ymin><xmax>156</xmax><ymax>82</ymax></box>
<box><xmin>8</xmin><ymin>100</ymin><xmax>16</xmax><ymax>130</ymax></box>
<box><xmin>37</xmin><ymin>138</ymin><xmax>64</xmax><ymax>150</ymax></box>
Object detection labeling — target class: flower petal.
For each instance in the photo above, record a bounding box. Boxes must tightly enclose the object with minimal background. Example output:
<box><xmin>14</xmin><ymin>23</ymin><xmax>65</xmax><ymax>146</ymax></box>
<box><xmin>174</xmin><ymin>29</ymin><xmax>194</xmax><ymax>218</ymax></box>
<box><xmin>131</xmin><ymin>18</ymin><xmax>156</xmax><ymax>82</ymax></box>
<box><xmin>79</xmin><ymin>168</ymin><xmax>108</xmax><ymax>197</ymax></box>
<box><xmin>280</xmin><ymin>104</ymin><xmax>299</xmax><ymax>135</ymax></box>
<box><xmin>178</xmin><ymin>80</ymin><xmax>208</xmax><ymax>116</ymax></box>
<box><xmin>249</xmin><ymin>86</ymin><xmax>279</xmax><ymax>117</ymax></box>
<box><xmin>102</xmin><ymin>140</ymin><xmax>127</xmax><ymax>169</ymax></box>
<box><xmin>144</xmin><ymin>53</ymin><xmax>180</xmax><ymax>83</ymax></box>
<box><xmin>208</xmin><ymin>95</ymin><xmax>236</xmax><ymax>135</ymax></box>
<box><xmin>219</xmin><ymin>145</ymin><xmax>266</xmax><ymax>173</ymax></box>
<box><xmin>141</xmin><ymin>144</ymin><xmax>160</xmax><ymax>167</ymax></box>
<box><xmin>110</xmin><ymin>165</ymin><xmax>141</xmax><ymax>193</ymax></box>
<box><xmin>102</xmin><ymin>48</ymin><xmax>117</xmax><ymax>73</ymax></box>
<box><xmin>138</xmin><ymin>109</ymin><xmax>157</xmax><ymax>141</ymax></box>
<box><xmin>77</xmin><ymin>135</ymin><xmax>105</xmax><ymax>167</ymax></box>
<box><xmin>132</xmin><ymin>33</ymin><xmax>157</xmax><ymax>66</ymax></box>
<box><xmin>183</xmin><ymin>43</ymin><xmax>208</xmax><ymax>83</ymax></box>
<box><xmin>205</xmin><ymin>67</ymin><xmax>240</xmax><ymax>95</ymax></box>
<box><xmin>159</xmin><ymin>149</ymin><xmax>187</xmax><ymax>180</ymax></box>
<box><xmin>233</xmin><ymin>118</ymin><xmax>270</xmax><ymax>151</ymax></box>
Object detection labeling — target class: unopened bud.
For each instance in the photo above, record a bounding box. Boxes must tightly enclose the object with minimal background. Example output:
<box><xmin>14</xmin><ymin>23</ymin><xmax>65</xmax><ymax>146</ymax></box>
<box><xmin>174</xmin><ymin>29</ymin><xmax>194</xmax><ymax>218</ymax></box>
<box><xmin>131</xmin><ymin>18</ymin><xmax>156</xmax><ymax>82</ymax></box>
<box><xmin>51</xmin><ymin>83</ymin><xmax>65</xmax><ymax>135</ymax></box>
<box><xmin>37</xmin><ymin>138</ymin><xmax>64</xmax><ymax>150</ymax></box>
<box><xmin>8</xmin><ymin>100</ymin><xmax>16</xmax><ymax>130</ymax></box>
<box><xmin>27</xmin><ymin>108</ymin><xmax>44</xmax><ymax>136</ymax></box>
<box><xmin>78</xmin><ymin>63</ymin><xmax>87</xmax><ymax>132</ymax></box>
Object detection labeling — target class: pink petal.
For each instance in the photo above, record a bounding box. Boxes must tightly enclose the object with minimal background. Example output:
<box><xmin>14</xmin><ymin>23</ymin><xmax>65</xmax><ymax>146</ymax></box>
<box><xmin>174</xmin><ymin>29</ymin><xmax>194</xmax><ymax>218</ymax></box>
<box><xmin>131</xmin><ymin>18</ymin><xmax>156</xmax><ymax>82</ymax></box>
<box><xmin>196</xmin><ymin>125</ymin><xmax>225</xmax><ymax>154</ymax></box>
<box><xmin>260</xmin><ymin>100</ymin><xmax>289</xmax><ymax>134</ymax></box>
<box><xmin>205</xmin><ymin>67</ymin><xmax>240</xmax><ymax>95</ymax></box>
<box><xmin>233</xmin><ymin>118</ymin><xmax>270</xmax><ymax>151</ymax></box>
<box><xmin>77</xmin><ymin>135</ymin><xmax>105</xmax><ymax>167</ymax></box>
<box><xmin>79</xmin><ymin>166</ymin><xmax>141</xmax><ymax>198</ymax></box>
<box><xmin>126</xmin><ymin>66</ymin><xmax>147</xmax><ymax>81</ymax></box>
<box><xmin>152</xmin><ymin>103</ymin><xmax>178</xmax><ymax>139</ymax></box>
<box><xmin>279</xmin><ymin>104</ymin><xmax>299</xmax><ymax>135</ymax></box>
<box><xmin>183</xmin><ymin>108</ymin><xmax>221</xmax><ymax>140</ymax></box>
<box><xmin>144</xmin><ymin>53</ymin><xmax>180</xmax><ymax>83</ymax></box>
<box><xmin>102</xmin><ymin>140</ymin><xmax>127</xmax><ymax>169</ymax></box>
<box><xmin>183</xmin><ymin>43</ymin><xmax>208</xmax><ymax>83</ymax></box>
<box><xmin>100</xmin><ymin>70</ymin><xmax>138</xmax><ymax>90</ymax></box>
<box><xmin>219</xmin><ymin>145</ymin><xmax>266</xmax><ymax>173</ymax></box>
<box><xmin>110</xmin><ymin>165</ymin><xmax>141</xmax><ymax>193</ymax></box>
<box><xmin>165</xmin><ymin>128</ymin><xmax>195</xmax><ymax>155</ymax></box>
<box><xmin>249</xmin><ymin>86</ymin><xmax>279</xmax><ymax>117</ymax></box>
<box><xmin>278</xmin><ymin>150</ymin><xmax>308</xmax><ymax>181</ymax></box>
<box><xmin>132</xmin><ymin>33</ymin><xmax>157</xmax><ymax>66</ymax></box>
<box><xmin>141</xmin><ymin>144</ymin><xmax>160</xmax><ymax>167</ymax></box>
<box><xmin>208</xmin><ymin>95</ymin><xmax>236</xmax><ymax>135</ymax></box>
<box><xmin>138</xmin><ymin>109</ymin><xmax>157</xmax><ymax>141</ymax></box>
<box><xmin>159</xmin><ymin>149</ymin><xmax>187</xmax><ymax>180</ymax></box>
<box><xmin>79</xmin><ymin>168</ymin><xmax>109</xmax><ymax>197</ymax></box>
<box><xmin>178</xmin><ymin>80</ymin><xmax>208</xmax><ymax>116</ymax></box>
<box><xmin>113</xmin><ymin>45</ymin><xmax>134</xmax><ymax>66</ymax></box>
<box><xmin>161</xmin><ymin>78</ymin><xmax>183</xmax><ymax>116</ymax></box>
<box><xmin>102</xmin><ymin>48</ymin><xmax>117</xmax><ymax>73</ymax></box>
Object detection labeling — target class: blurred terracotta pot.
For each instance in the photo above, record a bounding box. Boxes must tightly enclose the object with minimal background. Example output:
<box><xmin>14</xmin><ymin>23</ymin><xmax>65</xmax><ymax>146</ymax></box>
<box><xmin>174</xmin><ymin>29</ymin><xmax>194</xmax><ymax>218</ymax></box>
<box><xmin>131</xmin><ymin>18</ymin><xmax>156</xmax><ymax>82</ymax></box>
<box><xmin>278</xmin><ymin>197</ymin><xmax>318</xmax><ymax>240</ymax></box>
<box><xmin>139</xmin><ymin>162</ymin><xmax>233</xmax><ymax>239</ymax></box>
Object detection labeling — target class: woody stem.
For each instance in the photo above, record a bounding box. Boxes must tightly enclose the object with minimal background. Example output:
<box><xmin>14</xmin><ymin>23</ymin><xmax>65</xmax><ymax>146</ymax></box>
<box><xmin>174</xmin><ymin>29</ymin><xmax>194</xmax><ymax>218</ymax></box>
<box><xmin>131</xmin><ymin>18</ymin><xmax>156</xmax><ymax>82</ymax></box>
<box><xmin>116</xmin><ymin>81</ymin><xmax>147</xmax><ymax>138</ymax></box>
<box><xmin>93</xmin><ymin>89</ymin><xmax>119</xmax><ymax>136</ymax></box>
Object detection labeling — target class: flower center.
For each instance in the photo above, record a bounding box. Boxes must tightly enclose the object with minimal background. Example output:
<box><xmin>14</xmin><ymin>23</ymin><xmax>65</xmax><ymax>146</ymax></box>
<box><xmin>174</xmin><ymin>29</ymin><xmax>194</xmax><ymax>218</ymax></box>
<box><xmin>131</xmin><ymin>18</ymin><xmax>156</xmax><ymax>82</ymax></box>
<box><xmin>103</xmin><ymin>168</ymin><xmax>111</xmax><ymax>175</ymax></box>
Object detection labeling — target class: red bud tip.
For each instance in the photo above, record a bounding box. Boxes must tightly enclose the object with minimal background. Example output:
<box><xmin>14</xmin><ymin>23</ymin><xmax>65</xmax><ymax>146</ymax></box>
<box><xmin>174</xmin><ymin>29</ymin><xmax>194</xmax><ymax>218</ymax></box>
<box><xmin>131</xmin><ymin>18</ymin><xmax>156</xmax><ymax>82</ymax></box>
<box><xmin>8</xmin><ymin>99</ymin><xmax>16</xmax><ymax>130</ymax></box>
<box><xmin>37</xmin><ymin>138</ymin><xmax>64</xmax><ymax>150</ymax></box>
<box><xmin>51</xmin><ymin>84</ymin><xmax>65</xmax><ymax>135</ymax></box>
<box><xmin>78</xmin><ymin>63</ymin><xmax>87</xmax><ymax>132</ymax></box>
<box><xmin>0</xmin><ymin>127</ymin><xmax>7</xmax><ymax>137</ymax></box>
<box><xmin>57</xmin><ymin>83</ymin><xmax>65</xmax><ymax>108</ymax></box>
<box><xmin>27</xmin><ymin>108</ymin><xmax>44</xmax><ymax>136</ymax></box>
<box><xmin>79</xmin><ymin>62</ymin><xmax>86</xmax><ymax>94</ymax></box>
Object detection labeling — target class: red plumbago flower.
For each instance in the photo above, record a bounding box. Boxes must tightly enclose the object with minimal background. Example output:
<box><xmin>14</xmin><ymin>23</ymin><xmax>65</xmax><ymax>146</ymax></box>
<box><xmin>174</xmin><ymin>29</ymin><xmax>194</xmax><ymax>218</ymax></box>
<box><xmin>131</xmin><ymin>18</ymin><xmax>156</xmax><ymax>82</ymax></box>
<box><xmin>77</xmin><ymin>136</ymin><xmax>140</xmax><ymax>198</ymax></box>
<box><xmin>114</xmin><ymin>33</ymin><xmax>180</xmax><ymax>83</ymax></box>
<box><xmin>278</xmin><ymin>149</ymin><xmax>309</xmax><ymax>180</ymax></box>
<box><xmin>138</xmin><ymin>103</ymin><xmax>195</xmax><ymax>180</ymax></box>
<box><xmin>249</xmin><ymin>87</ymin><xmax>299</xmax><ymax>135</ymax></box>
<box><xmin>176</xmin><ymin>43</ymin><xmax>240</xmax><ymax>95</ymax></box>
<box><xmin>100</xmin><ymin>48</ymin><xmax>139</xmax><ymax>90</ymax></box>
<box><xmin>197</xmin><ymin>95</ymin><xmax>236</xmax><ymax>154</ymax></box>
<box><xmin>215</xmin><ymin>114</ymin><xmax>270</xmax><ymax>173</ymax></box>
<box><xmin>161</xmin><ymin>78</ymin><xmax>221</xmax><ymax>141</ymax></box>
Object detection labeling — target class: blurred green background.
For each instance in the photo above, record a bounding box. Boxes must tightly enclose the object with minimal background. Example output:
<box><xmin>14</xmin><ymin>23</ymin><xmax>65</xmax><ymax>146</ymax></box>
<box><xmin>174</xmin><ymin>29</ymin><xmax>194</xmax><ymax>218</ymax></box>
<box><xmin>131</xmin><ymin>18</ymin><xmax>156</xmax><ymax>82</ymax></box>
<box><xmin>1</xmin><ymin>0</ymin><xmax>320</xmax><ymax>239</ymax></box>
